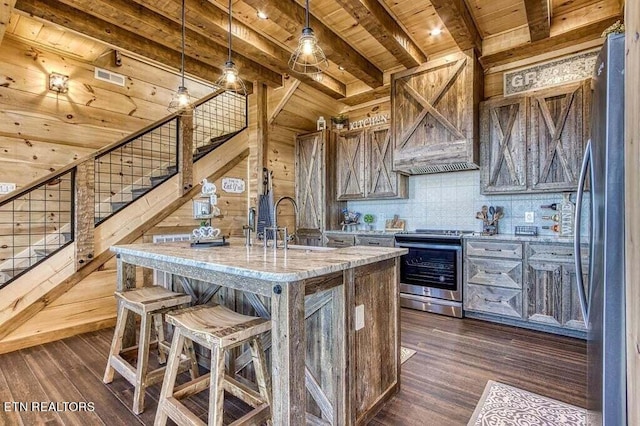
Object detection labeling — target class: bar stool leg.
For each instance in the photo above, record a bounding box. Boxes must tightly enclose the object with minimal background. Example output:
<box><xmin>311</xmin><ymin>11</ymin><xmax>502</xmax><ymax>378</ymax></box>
<box><xmin>152</xmin><ymin>313</ymin><xmax>167</xmax><ymax>365</ymax></box>
<box><xmin>154</xmin><ymin>328</ymin><xmax>186</xmax><ymax>426</ymax></box>
<box><xmin>208</xmin><ymin>345</ymin><xmax>226</xmax><ymax>426</ymax></box>
<box><xmin>184</xmin><ymin>338</ymin><xmax>200</xmax><ymax>380</ymax></box>
<box><xmin>133</xmin><ymin>312</ymin><xmax>152</xmax><ymax>414</ymax></box>
<box><xmin>103</xmin><ymin>303</ymin><xmax>129</xmax><ymax>384</ymax></box>
<box><xmin>249</xmin><ymin>338</ymin><xmax>272</xmax><ymax>405</ymax></box>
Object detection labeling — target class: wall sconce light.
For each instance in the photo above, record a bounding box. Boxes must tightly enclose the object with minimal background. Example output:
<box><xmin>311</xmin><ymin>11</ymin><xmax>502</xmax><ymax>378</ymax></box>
<box><xmin>49</xmin><ymin>73</ymin><xmax>69</xmax><ymax>93</ymax></box>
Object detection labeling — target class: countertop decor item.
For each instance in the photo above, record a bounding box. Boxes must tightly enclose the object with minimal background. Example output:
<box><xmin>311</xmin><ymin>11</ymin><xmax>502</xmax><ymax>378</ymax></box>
<box><xmin>340</xmin><ymin>208</ymin><xmax>360</xmax><ymax>230</ymax></box>
<box><xmin>363</xmin><ymin>213</ymin><xmax>374</xmax><ymax>230</ymax></box>
<box><xmin>384</xmin><ymin>214</ymin><xmax>405</xmax><ymax>232</ymax></box>
<box><xmin>331</xmin><ymin>113</ymin><xmax>348</xmax><ymax>130</ymax></box>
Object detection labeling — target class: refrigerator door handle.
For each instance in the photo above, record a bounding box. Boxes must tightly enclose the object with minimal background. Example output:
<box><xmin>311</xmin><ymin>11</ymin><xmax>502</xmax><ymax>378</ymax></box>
<box><xmin>574</xmin><ymin>139</ymin><xmax>591</xmax><ymax>328</ymax></box>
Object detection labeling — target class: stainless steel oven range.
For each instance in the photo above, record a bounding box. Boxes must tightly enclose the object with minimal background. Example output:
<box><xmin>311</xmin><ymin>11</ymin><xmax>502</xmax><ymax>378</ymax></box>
<box><xmin>394</xmin><ymin>229</ymin><xmax>473</xmax><ymax>318</ymax></box>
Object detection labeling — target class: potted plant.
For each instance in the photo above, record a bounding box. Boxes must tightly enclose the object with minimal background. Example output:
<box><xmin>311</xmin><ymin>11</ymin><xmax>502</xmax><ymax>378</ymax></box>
<box><xmin>363</xmin><ymin>213</ymin><xmax>375</xmax><ymax>231</ymax></box>
<box><xmin>331</xmin><ymin>113</ymin><xmax>348</xmax><ymax>130</ymax></box>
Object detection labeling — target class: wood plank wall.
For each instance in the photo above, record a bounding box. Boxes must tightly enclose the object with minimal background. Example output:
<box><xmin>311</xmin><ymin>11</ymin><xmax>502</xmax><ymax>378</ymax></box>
<box><xmin>625</xmin><ymin>1</ymin><xmax>639</xmax><ymax>423</ymax></box>
<box><xmin>0</xmin><ymin>35</ymin><xmax>211</xmax><ymax>189</ymax></box>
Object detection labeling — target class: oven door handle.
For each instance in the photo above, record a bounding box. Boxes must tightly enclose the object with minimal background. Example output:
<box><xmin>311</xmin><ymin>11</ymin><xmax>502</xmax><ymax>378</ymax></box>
<box><xmin>395</xmin><ymin>242</ymin><xmax>462</xmax><ymax>251</ymax></box>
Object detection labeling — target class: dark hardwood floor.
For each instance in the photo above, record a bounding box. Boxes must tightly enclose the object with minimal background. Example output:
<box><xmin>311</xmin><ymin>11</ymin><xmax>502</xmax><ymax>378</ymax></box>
<box><xmin>0</xmin><ymin>309</ymin><xmax>586</xmax><ymax>425</ymax></box>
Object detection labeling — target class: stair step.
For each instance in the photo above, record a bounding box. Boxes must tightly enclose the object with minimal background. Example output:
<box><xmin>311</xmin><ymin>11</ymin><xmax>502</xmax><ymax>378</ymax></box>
<box><xmin>34</xmin><ymin>248</ymin><xmax>56</xmax><ymax>257</ymax></box>
<box><xmin>150</xmin><ymin>174</ymin><xmax>171</xmax><ymax>187</ymax></box>
<box><xmin>166</xmin><ymin>165</ymin><xmax>177</xmax><ymax>174</ymax></box>
<box><xmin>194</xmin><ymin>131</ymin><xmax>239</xmax><ymax>160</ymax></box>
<box><xmin>62</xmin><ymin>232</ymin><xmax>72</xmax><ymax>242</ymax></box>
<box><xmin>131</xmin><ymin>186</ymin><xmax>151</xmax><ymax>198</ymax></box>
<box><xmin>111</xmin><ymin>201</ymin><xmax>128</xmax><ymax>212</ymax></box>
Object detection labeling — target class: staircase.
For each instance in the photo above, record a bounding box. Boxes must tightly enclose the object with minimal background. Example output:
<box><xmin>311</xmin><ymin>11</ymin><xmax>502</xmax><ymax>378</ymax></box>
<box><xmin>0</xmin><ymin>89</ymin><xmax>247</xmax><ymax>288</ymax></box>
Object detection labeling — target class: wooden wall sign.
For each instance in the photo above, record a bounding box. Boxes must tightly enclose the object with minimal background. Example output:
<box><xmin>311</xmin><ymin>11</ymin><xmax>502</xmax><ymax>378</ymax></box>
<box><xmin>503</xmin><ymin>49</ymin><xmax>599</xmax><ymax>96</ymax></box>
<box><xmin>221</xmin><ymin>177</ymin><xmax>245</xmax><ymax>193</ymax></box>
<box><xmin>348</xmin><ymin>114</ymin><xmax>390</xmax><ymax>130</ymax></box>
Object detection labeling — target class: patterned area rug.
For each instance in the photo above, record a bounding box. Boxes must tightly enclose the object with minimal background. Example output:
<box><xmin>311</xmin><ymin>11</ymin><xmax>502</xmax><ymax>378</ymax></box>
<box><xmin>468</xmin><ymin>381</ymin><xmax>586</xmax><ymax>426</ymax></box>
<box><xmin>400</xmin><ymin>347</ymin><xmax>416</xmax><ymax>364</ymax></box>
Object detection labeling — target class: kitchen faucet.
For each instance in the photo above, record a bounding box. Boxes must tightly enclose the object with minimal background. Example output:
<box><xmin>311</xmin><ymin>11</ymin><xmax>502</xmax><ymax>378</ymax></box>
<box><xmin>266</xmin><ymin>196</ymin><xmax>298</xmax><ymax>249</ymax></box>
<box><xmin>243</xmin><ymin>207</ymin><xmax>256</xmax><ymax>246</ymax></box>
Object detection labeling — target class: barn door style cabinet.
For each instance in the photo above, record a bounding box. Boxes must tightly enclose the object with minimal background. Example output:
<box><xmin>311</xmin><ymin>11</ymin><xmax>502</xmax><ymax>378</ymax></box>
<box><xmin>335</xmin><ymin>125</ymin><xmax>408</xmax><ymax>200</ymax></box>
<box><xmin>295</xmin><ymin>131</ymin><xmax>345</xmax><ymax>244</ymax></box>
<box><xmin>392</xmin><ymin>49</ymin><xmax>482</xmax><ymax>174</ymax></box>
<box><xmin>480</xmin><ymin>80</ymin><xmax>591</xmax><ymax>194</ymax></box>
<box><xmin>463</xmin><ymin>238</ymin><xmax>589</xmax><ymax>337</ymax></box>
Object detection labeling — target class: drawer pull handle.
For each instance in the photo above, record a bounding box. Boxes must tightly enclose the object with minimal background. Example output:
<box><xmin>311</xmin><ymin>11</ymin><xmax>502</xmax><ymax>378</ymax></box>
<box><xmin>549</xmin><ymin>252</ymin><xmax>572</xmax><ymax>257</ymax></box>
<box><xmin>484</xmin><ymin>271</ymin><xmax>503</xmax><ymax>275</ymax></box>
<box><xmin>484</xmin><ymin>297</ymin><xmax>503</xmax><ymax>303</ymax></box>
<box><xmin>367</xmin><ymin>241</ymin><xmax>380</xmax><ymax>245</ymax></box>
<box><xmin>335</xmin><ymin>240</ymin><xmax>344</xmax><ymax>243</ymax></box>
<box><xmin>484</xmin><ymin>248</ymin><xmax>503</xmax><ymax>252</ymax></box>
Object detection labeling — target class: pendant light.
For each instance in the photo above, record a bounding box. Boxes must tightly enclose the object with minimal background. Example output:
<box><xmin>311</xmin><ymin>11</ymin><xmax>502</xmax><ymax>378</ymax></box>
<box><xmin>168</xmin><ymin>0</ymin><xmax>193</xmax><ymax>114</ymax></box>
<box><xmin>215</xmin><ymin>0</ymin><xmax>247</xmax><ymax>95</ymax></box>
<box><xmin>289</xmin><ymin>0</ymin><xmax>328</xmax><ymax>75</ymax></box>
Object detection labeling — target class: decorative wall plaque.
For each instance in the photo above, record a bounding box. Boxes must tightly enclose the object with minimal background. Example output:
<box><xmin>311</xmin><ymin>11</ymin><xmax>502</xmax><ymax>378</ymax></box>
<box><xmin>221</xmin><ymin>177</ymin><xmax>245</xmax><ymax>193</ymax></box>
<box><xmin>348</xmin><ymin>114</ymin><xmax>390</xmax><ymax>130</ymax></box>
<box><xmin>503</xmin><ymin>49</ymin><xmax>599</xmax><ymax>97</ymax></box>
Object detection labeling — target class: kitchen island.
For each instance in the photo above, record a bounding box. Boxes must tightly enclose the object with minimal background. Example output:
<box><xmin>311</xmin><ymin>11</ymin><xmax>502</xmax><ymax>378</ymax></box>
<box><xmin>110</xmin><ymin>241</ymin><xmax>407</xmax><ymax>425</ymax></box>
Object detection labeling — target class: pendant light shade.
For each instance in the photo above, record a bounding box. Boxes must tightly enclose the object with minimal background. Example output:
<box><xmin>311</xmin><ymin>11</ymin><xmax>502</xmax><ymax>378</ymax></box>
<box><xmin>215</xmin><ymin>0</ymin><xmax>247</xmax><ymax>95</ymax></box>
<box><xmin>289</xmin><ymin>0</ymin><xmax>328</xmax><ymax>75</ymax></box>
<box><xmin>168</xmin><ymin>0</ymin><xmax>193</xmax><ymax>114</ymax></box>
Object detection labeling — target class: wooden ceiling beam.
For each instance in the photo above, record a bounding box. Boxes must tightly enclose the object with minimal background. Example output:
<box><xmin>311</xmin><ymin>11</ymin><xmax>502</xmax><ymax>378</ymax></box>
<box><xmin>480</xmin><ymin>16</ymin><xmax>621</xmax><ymax>69</ymax></box>
<box><xmin>12</xmin><ymin>0</ymin><xmax>252</xmax><ymax>91</ymax></box>
<box><xmin>0</xmin><ymin>0</ymin><xmax>17</xmax><ymax>46</ymax></box>
<box><xmin>132</xmin><ymin>0</ymin><xmax>345</xmax><ymax>98</ymax></box>
<box><xmin>524</xmin><ymin>0</ymin><xmax>551</xmax><ymax>42</ymax></box>
<box><xmin>332</xmin><ymin>0</ymin><xmax>427</xmax><ymax>68</ymax></box>
<box><xmin>429</xmin><ymin>0</ymin><xmax>482</xmax><ymax>53</ymax></box>
<box><xmin>340</xmin><ymin>85</ymin><xmax>390</xmax><ymax>106</ymax></box>
<box><xmin>242</xmin><ymin>0</ymin><xmax>384</xmax><ymax>89</ymax></box>
<box><xmin>54</xmin><ymin>0</ymin><xmax>281</xmax><ymax>88</ymax></box>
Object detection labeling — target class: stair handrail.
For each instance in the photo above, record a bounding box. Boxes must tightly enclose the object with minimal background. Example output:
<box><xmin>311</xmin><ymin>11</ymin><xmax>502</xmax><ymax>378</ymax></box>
<box><xmin>0</xmin><ymin>88</ymin><xmax>227</xmax><ymax>208</ymax></box>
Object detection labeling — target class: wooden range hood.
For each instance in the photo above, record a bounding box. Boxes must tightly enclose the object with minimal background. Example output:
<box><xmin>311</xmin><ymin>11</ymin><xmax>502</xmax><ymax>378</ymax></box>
<box><xmin>391</xmin><ymin>50</ymin><xmax>482</xmax><ymax>175</ymax></box>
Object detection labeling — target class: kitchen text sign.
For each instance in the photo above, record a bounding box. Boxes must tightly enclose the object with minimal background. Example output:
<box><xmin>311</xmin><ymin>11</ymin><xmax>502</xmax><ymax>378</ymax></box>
<box><xmin>504</xmin><ymin>49</ymin><xmax>599</xmax><ymax>96</ymax></box>
<box><xmin>221</xmin><ymin>177</ymin><xmax>245</xmax><ymax>193</ymax></box>
<box><xmin>349</xmin><ymin>114</ymin><xmax>390</xmax><ymax>130</ymax></box>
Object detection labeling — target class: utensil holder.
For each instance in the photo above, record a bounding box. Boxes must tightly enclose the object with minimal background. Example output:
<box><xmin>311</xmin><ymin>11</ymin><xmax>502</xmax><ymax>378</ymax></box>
<box><xmin>482</xmin><ymin>220</ymin><xmax>499</xmax><ymax>236</ymax></box>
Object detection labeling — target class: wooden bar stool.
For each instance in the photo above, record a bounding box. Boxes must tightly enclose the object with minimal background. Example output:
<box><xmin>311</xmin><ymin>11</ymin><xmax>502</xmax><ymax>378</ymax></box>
<box><xmin>155</xmin><ymin>304</ymin><xmax>272</xmax><ymax>426</ymax></box>
<box><xmin>103</xmin><ymin>286</ymin><xmax>199</xmax><ymax>414</ymax></box>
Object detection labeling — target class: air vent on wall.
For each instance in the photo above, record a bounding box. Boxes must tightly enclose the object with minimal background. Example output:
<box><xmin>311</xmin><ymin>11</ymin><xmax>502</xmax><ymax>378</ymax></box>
<box><xmin>94</xmin><ymin>67</ymin><xmax>126</xmax><ymax>87</ymax></box>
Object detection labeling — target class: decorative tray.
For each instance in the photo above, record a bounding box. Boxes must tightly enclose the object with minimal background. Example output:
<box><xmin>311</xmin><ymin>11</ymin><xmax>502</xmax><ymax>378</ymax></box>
<box><xmin>190</xmin><ymin>237</ymin><xmax>228</xmax><ymax>248</ymax></box>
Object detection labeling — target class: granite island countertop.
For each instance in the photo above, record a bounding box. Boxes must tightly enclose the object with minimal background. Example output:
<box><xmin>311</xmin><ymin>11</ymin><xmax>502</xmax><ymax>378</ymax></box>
<box><xmin>111</xmin><ymin>241</ymin><xmax>407</xmax><ymax>282</ymax></box>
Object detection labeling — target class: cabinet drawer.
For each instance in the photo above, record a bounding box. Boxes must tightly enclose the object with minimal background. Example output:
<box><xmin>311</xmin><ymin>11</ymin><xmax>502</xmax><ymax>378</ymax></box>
<box><xmin>465</xmin><ymin>257</ymin><xmax>523</xmax><ymax>289</ymax></box>
<box><xmin>464</xmin><ymin>284</ymin><xmax>523</xmax><ymax>318</ymax></box>
<box><xmin>465</xmin><ymin>240</ymin><xmax>522</xmax><ymax>259</ymax></box>
<box><xmin>526</xmin><ymin>243</ymin><xmax>588</xmax><ymax>263</ymax></box>
<box><xmin>325</xmin><ymin>234</ymin><xmax>355</xmax><ymax>248</ymax></box>
<box><xmin>355</xmin><ymin>235</ymin><xmax>395</xmax><ymax>247</ymax></box>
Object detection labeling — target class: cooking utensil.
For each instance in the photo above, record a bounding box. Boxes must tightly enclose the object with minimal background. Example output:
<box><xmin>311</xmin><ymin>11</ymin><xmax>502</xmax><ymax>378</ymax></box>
<box><xmin>475</xmin><ymin>212</ymin><xmax>485</xmax><ymax>220</ymax></box>
<box><xmin>481</xmin><ymin>205</ymin><xmax>488</xmax><ymax>220</ymax></box>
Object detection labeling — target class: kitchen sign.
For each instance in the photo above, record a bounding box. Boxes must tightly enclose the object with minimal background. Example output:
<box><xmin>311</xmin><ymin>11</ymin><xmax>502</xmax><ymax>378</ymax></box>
<box><xmin>503</xmin><ymin>49</ymin><xmax>599</xmax><ymax>96</ymax></box>
<box><xmin>221</xmin><ymin>177</ymin><xmax>245</xmax><ymax>194</ymax></box>
<box><xmin>0</xmin><ymin>183</ymin><xmax>16</xmax><ymax>194</ymax></box>
<box><xmin>349</xmin><ymin>114</ymin><xmax>390</xmax><ymax>130</ymax></box>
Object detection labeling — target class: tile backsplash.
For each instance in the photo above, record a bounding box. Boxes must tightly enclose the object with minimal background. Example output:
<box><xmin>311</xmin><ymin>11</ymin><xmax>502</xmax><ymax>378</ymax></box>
<box><xmin>347</xmin><ymin>170</ymin><xmax>588</xmax><ymax>236</ymax></box>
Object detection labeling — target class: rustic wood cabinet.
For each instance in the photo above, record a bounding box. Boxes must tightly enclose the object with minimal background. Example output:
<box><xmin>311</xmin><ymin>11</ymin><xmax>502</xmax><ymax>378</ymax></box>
<box><xmin>464</xmin><ymin>238</ymin><xmax>589</xmax><ymax>336</ymax></box>
<box><xmin>480</xmin><ymin>96</ymin><xmax>528</xmax><ymax>193</ymax></box>
<box><xmin>335</xmin><ymin>125</ymin><xmax>407</xmax><ymax>200</ymax></box>
<box><xmin>295</xmin><ymin>131</ymin><xmax>345</xmax><ymax>234</ymax></box>
<box><xmin>325</xmin><ymin>233</ymin><xmax>356</xmax><ymax>248</ymax></box>
<box><xmin>392</xmin><ymin>49</ymin><xmax>481</xmax><ymax>174</ymax></box>
<box><xmin>480</xmin><ymin>80</ymin><xmax>591</xmax><ymax>194</ymax></box>
<box><xmin>355</xmin><ymin>234</ymin><xmax>395</xmax><ymax>247</ymax></box>
<box><xmin>524</xmin><ymin>242</ymin><xmax>589</xmax><ymax>331</ymax></box>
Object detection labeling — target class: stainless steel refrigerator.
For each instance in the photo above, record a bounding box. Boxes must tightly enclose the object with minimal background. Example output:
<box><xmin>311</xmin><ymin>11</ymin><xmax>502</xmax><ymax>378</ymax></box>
<box><xmin>574</xmin><ymin>33</ymin><xmax>627</xmax><ymax>425</ymax></box>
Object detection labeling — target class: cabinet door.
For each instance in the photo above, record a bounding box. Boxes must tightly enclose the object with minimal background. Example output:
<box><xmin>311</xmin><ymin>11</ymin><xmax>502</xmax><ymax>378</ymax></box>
<box><xmin>562</xmin><ymin>263</ymin><xmax>589</xmax><ymax>330</ymax></box>
<box><xmin>296</xmin><ymin>131</ymin><xmax>325</xmax><ymax>230</ymax></box>
<box><xmin>525</xmin><ymin>261</ymin><xmax>563</xmax><ymax>326</ymax></box>
<box><xmin>465</xmin><ymin>284</ymin><xmax>523</xmax><ymax>318</ymax></box>
<box><xmin>366</xmin><ymin>125</ymin><xmax>407</xmax><ymax>199</ymax></box>
<box><xmin>480</xmin><ymin>97</ymin><xmax>528</xmax><ymax>194</ymax></box>
<box><xmin>336</xmin><ymin>130</ymin><xmax>366</xmax><ymax>200</ymax></box>
<box><xmin>529</xmin><ymin>81</ymin><xmax>589</xmax><ymax>192</ymax></box>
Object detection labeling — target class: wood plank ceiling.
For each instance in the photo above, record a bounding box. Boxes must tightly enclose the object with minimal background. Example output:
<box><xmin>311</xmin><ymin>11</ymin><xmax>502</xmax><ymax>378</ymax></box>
<box><xmin>7</xmin><ymin>0</ymin><xmax>623</xmax><ymax>104</ymax></box>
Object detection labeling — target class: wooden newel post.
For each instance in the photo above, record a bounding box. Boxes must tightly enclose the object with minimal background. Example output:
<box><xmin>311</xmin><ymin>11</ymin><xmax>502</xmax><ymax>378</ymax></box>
<box><xmin>74</xmin><ymin>160</ymin><xmax>95</xmax><ymax>269</ymax></box>
<box><xmin>179</xmin><ymin>114</ymin><xmax>194</xmax><ymax>196</ymax></box>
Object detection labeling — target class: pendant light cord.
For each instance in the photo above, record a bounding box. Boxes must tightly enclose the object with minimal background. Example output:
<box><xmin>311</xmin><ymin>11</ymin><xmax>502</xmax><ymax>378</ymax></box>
<box><xmin>305</xmin><ymin>0</ymin><xmax>310</xmax><ymax>28</ymax></box>
<box><xmin>228</xmin><ymin>0</ymin><xmax>232</xmax><ymax>63</ymax></box>
<box><xmin>181</xmin><ymin>0</ymin><xmax>186</xmax><ymax>87</ymax></box>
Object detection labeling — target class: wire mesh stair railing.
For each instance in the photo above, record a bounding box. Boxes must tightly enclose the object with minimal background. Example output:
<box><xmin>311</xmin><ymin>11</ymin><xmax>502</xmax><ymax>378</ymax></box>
<box><xmin>0</xmin><ymin>89</ymin><xmax>247</xmax><ymax>289</ymax></box>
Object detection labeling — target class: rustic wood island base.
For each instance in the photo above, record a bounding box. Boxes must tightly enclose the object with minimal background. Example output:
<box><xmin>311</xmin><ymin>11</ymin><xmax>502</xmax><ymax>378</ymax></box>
<box><xmin>111</xmin><ymin>241</ymin><xmax>407</xmax><ymax>425</ymax></box>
